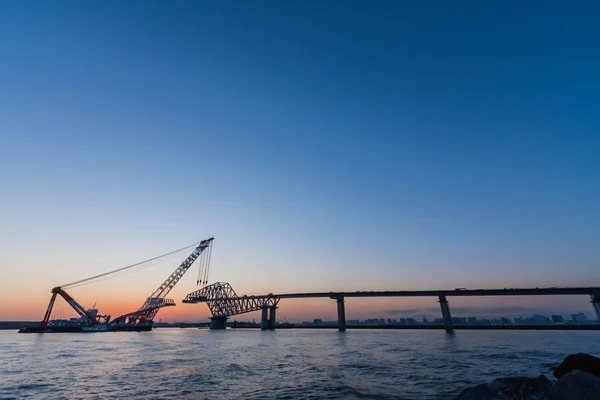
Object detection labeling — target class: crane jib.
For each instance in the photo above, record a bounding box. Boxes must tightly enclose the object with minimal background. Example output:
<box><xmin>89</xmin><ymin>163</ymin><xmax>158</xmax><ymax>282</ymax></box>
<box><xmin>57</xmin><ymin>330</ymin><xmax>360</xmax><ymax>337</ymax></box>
<box><xmin>111</xmin><ymin>237</ymin><xmax>215</xmax><ymax>327</ymax></box>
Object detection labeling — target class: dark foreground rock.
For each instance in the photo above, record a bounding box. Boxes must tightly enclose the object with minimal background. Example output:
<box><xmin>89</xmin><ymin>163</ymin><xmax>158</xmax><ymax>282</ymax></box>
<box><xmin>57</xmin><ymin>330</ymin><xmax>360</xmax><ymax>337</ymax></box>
<box><xmin>455</xmin><ymin>375</ymin><xmax>553</xmax><ymax>399</ymax></box>
<box><xmin>549</xmin><ymin>370</ymin><xmax>600</xmax><ymax>400</ymax></box>
<box><xmin>455</xmin><ymin>353</ymin><xmax>600</xmax><ymax>400</ymax></box>
<box><xmin>553</xmin><ymin>353</ymin><xmax>600</xmax><ymax>380</ymax></box>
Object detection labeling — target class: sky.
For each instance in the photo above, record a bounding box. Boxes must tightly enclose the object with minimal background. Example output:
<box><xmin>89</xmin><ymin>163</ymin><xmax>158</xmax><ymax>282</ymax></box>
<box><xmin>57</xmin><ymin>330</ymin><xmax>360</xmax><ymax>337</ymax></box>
<box><xmin>1</xmin><ymin>1</ymin><xmax>599</xmax><ymax>322</ymax></box>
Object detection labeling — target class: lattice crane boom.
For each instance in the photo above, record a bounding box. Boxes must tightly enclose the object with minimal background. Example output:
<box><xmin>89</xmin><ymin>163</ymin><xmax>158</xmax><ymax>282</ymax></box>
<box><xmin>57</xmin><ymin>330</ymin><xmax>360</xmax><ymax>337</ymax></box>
<box><xmin>111</xmin><ymin>237</ymin><xmax>214</xmax><ymax>326</ymax></box>
<box><xmin>145</xmin><ymin>237</ymin><xmax>213</xmax><ymax>301</ymax></box>
<box><xmin>147</xmin><ymin>243</ymin><xmax>207</xmax><ymax>300</ymax></box>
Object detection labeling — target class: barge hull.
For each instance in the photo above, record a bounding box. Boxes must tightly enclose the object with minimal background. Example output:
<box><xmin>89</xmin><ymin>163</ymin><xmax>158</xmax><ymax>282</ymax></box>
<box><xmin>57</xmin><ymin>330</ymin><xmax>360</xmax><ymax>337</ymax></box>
<box><xmin>19</xmin><ymin>326</ymin><xmax>153</xmax><ymax>333</ymax></box>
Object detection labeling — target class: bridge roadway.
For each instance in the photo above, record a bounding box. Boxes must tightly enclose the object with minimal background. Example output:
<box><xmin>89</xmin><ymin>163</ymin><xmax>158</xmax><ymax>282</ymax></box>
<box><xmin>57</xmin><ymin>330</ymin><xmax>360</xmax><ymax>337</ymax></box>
<box><xmin>249</xmin><ymin>287</ymin><xmax>600</xmax><ymax>299</ymax></box>
<box><xmin>183</xmin><ymin>285</ymin><xmax>600</xmax><ymax>332</ymax></box>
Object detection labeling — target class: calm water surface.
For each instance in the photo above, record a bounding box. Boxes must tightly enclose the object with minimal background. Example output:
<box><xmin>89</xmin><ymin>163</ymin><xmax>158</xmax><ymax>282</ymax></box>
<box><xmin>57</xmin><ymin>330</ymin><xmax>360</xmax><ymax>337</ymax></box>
<box><xmin>1</xmin><ymin>329</ymin><xmax>600</xmax><ymax>399</ymax></box>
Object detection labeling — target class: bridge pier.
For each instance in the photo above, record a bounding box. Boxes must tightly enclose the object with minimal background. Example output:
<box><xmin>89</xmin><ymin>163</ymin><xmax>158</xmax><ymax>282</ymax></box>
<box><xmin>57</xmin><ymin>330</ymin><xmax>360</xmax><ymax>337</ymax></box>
<box><xmin>438</xmin><ymin>295</ymin><xmax>453</xmax><ymax>331</ymax></box>
<box><xmin>209</xmin><ymin>316</ymin><xmax>227</xmax><ymax>330</ymax></box>
<box><xmin>591</xmin><ymin>294</ymin><xmax>600</xmax><ymax>322</ymax></box>
<box><xmin>268</xmin><ymin>306</ymin><xmax>277</xmax><ymax>330</ymax></box>
<box><xmin>260</xmin><ymin>306</ymin><xmax>269</xmax><ymax>331</ymax></box>
<box><xmin>336</xmin><ymin>296</ymin><xmax>346</xmax><ymax>332</ymax></box>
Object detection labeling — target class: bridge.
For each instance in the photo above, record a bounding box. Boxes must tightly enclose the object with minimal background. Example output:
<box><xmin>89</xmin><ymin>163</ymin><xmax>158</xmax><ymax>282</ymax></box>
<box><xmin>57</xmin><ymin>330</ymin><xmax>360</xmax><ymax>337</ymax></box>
<box><xmin>183</xmin><ymin>283</ymin><xmax>600</xmax><ymax>331</ymax></box>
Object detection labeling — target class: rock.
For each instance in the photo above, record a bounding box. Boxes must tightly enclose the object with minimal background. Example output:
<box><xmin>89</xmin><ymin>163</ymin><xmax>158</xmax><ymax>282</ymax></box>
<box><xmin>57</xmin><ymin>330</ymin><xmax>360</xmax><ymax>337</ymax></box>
<box><xmin>553</xmin><ymin>353</ymin><xmax>600</xmax><ymax>379</ymax></box>
<box><xmin>549</xmin><ymin>370</ymin><xmax>600</xmax><ymax>400</ymax></box>
<box><xmin>455</xmin><ymin>374</ymin><xmax>553</xmax><ymax>400</ymax></box>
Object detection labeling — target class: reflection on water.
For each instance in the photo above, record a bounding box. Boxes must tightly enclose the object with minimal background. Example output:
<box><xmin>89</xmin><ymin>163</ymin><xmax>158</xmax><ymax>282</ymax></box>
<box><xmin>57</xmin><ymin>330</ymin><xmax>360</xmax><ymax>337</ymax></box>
<box><xmin>1</xmin><ymin>329</ymin><xmax>600</xmax><ymax>399</ymax></box>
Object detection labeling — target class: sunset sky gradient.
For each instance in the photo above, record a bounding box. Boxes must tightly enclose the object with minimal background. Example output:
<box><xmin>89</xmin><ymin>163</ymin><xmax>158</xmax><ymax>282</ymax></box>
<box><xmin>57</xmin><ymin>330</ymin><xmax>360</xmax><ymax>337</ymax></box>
<box><xmin>1</xmin><ymin>2</ymin><xmax>599</xmax><ymax>322</ymax></box>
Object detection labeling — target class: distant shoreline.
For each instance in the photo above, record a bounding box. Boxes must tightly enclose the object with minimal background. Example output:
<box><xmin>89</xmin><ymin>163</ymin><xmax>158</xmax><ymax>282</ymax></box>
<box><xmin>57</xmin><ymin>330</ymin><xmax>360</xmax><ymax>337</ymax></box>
<box><xmin>4</xmin><ymin>321</ymin><xmax>599</xmax><ymax>331</ymax></box>
<box><xmin>269</xmin><ymin>324</ymin><xmax>600</xmax><ymax>330</ymax></box>
<box><xmin>0</xmin><ymin>322</ymin><xmax>38</xmax><ymax>330</ymax></box>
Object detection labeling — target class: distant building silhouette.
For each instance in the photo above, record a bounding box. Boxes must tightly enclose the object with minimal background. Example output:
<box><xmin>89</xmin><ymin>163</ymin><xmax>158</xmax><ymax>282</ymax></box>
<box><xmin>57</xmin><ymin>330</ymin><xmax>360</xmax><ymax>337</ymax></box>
<box><xmin>523</xmin><ymin>315</ymin><xmax>550</xmax><ymax>325</ymax></box>
<box><xmin>552</xmin><ymin>315</ymin><xmax>564</xmax><ymax>323</ymax></box>
<box><xmin>571</xmin><ymin>313</ymin><xmax>588</xmax><ymax>324</ymax></box>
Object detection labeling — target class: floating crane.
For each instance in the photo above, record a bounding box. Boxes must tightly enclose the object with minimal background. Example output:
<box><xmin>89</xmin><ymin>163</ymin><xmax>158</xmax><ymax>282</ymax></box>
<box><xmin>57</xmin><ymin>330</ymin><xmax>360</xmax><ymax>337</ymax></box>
<box><xmin>43</xmin><ymin>287</ymin><xmax>109</xmax><ymax>327</ymax></box>
<box><xmin>110</xmin><ymin>237</ymin><xmax>214</xmax><ymax>330</ymax></box>
<box><xmin>18</xmin><ymin>286</ymin><xmax>111</xmax><ymax>332</ymax></box>
<box><xmin>19</xmin><ymin>237</ymin><xmax>214</xmax><ymax>333</ymax></box>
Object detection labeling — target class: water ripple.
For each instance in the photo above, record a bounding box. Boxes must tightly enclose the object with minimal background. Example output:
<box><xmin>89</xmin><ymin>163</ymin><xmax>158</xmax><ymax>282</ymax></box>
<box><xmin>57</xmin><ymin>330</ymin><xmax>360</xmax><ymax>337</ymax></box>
<box><xmin>1</xmin><ymin>329</ymin><xmax>600</xmax><ymax>399</ymax></box>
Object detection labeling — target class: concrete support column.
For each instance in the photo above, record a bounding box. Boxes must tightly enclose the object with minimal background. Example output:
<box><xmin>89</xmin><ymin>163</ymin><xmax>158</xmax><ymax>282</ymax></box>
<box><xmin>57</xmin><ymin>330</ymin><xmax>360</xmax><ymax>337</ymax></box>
<box><xmin>268</xmin><ymin>306</ymin><xmax>277</xmax><ymax>330</ymax></box>
<box><xmin>260</xmin><ymin>307</ymin><xmax>269</xmax><ymax>331</ymax></box>
<box><xmin>438</xmin><ymin>295</ymin><xmax>453</xmax><ymax>332</ymax></box>
<box><xmin>591</xmin><ymin>294</ymin><xmax>600</xmax><ymax>322</ymax></box>
<box><xmin>336</xmin><ymin>296</ymin><xmax>346</xmax><ymax>332</ymax></box>
<box><xmin>210</xmin><ymin>316</ymin><xmax>227</xmax><ymax>330</ymax></box>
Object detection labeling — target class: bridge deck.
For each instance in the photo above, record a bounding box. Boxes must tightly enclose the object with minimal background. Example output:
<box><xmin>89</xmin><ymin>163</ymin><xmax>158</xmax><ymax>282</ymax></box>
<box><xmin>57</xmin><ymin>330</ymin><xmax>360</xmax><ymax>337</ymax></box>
<box><xmin>184</xmin><ymin>287</ymin><xmax>600</xmax><ymax>303</ymax></box>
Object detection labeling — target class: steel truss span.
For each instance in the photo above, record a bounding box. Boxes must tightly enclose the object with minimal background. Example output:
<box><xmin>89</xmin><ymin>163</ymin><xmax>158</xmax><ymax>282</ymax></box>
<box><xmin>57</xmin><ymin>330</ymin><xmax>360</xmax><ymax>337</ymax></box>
<box><xmin>183</xmin><ymin>282</ymin><xmax>279</xmax><ymax>318</ymax></box>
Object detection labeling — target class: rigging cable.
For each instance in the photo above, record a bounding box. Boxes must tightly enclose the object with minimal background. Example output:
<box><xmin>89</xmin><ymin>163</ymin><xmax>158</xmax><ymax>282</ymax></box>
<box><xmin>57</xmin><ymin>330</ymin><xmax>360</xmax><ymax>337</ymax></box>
<box><xmin>204</xmin><ymin>241</ymin><xmax>213</xmax><ymax>285</ymax></box>
<box><xmin>200</xmin><ymin>241</ymin><xmax>210</xmax><ymax>286</ymax></box>
<box><xmin>202</xmin><ymin>248</ymin><xmax>208</xmax><ymax>284</ymax></box>
<box><xmin>64</xmin><ymin>250</ymin><xmax>186</xmax><ymax>290</ymax></box>
<box><xmin>196</xmin><ymin>254</ymin><xmax>202</xmax><ymax>287</ymax></box>
<box><xmin>196</xmin><ymin>250</ymin><xmax>206</xmax><ymax>287</ymax></box>
<box><xmin>62</xmin><ymin>242</ymin><xmax>200</xmax><ymax>289</ymax></box>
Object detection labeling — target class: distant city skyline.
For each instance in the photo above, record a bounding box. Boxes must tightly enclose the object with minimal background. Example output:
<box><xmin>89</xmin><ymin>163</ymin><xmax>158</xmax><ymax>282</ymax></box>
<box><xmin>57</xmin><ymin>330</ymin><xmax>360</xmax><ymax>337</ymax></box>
<box><xmin>228</xmin><ymin>310</ymin><xmax>598</xmax><ymax>327</ymax></box>
<box><xmin>1</xmin><ymin>2</ymin><xmax>599</xmax><ymax>322</ymax></box>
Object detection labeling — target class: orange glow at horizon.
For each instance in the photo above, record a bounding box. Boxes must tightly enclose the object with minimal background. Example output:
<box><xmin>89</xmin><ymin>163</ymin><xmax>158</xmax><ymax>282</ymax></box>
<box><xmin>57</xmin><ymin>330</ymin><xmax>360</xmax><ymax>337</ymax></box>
<box><xmin>0</xmin><ymin>285</ymin><xmax>594</xmax><ymax>322</ymax></box>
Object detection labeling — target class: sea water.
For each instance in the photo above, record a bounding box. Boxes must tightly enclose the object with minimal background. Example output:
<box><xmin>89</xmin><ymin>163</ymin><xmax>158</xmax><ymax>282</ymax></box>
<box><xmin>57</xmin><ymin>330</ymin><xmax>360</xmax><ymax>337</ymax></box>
<box><xmin>1</xmin><ymin>329</ymin><xmax>600</xmax><ymax>399</ymax></box>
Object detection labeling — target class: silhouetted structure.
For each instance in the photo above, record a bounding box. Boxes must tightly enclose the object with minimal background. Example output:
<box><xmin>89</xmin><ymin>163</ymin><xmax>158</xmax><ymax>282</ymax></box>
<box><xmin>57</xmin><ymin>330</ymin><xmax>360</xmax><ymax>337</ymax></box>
<box><xmin>183</xmin><ymin>284</ymin><xmax>600</xmax><ymax>332</ymax></box>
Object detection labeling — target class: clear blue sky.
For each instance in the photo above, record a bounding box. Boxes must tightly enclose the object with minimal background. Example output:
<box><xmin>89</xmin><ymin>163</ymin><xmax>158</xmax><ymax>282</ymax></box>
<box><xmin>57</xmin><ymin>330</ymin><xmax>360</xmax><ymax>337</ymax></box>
<box><xmin>1</xmin><ymin>1</ymin><xmax>599</xmax><ymax>319</ymax></box>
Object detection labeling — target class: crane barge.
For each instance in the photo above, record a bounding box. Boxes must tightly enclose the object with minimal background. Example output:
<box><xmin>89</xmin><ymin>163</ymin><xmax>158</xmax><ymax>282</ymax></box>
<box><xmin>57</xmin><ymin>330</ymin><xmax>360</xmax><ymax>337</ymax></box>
<box><xmin>19</xmin><ymin>237</ymin><xmax>214</xmax><ymax>333</ymax></box>
<box><xmin>19</xmin><ymin>287</ymin><xmax>111</xmax><ymax>333</ymax></box>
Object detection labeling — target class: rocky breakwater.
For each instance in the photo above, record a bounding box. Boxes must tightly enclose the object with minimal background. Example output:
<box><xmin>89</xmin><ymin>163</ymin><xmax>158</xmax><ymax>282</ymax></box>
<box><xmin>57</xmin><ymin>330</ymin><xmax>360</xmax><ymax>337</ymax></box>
<box><xmin>455</xmin><ymin>353</ymin><xmax>600</xmax><ymax>399</ymax></box>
